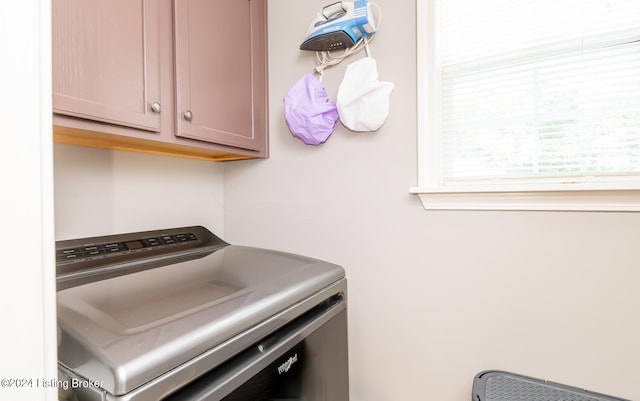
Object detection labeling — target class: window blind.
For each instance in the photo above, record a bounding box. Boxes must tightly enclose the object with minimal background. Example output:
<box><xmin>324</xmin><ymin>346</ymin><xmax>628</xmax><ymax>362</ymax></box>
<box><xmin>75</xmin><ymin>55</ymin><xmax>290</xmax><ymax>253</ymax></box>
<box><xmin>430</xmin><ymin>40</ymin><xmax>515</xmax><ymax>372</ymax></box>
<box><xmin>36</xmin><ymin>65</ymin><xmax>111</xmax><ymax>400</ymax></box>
<box><xmin>437</xmin><ymin>0</ymin><xmax>640</xmax><ymax>189</ymax></box>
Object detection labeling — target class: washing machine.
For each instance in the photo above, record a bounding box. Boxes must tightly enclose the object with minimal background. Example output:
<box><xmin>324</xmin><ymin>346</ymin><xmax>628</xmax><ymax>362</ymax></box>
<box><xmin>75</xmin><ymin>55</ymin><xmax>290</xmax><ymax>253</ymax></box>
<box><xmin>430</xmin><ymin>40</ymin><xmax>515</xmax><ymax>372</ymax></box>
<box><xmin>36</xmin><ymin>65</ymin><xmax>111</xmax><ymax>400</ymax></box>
<box><xmin>56</xmin><ymin>226</ymin><xmax>349</xmax><ymax>401</ymax></box>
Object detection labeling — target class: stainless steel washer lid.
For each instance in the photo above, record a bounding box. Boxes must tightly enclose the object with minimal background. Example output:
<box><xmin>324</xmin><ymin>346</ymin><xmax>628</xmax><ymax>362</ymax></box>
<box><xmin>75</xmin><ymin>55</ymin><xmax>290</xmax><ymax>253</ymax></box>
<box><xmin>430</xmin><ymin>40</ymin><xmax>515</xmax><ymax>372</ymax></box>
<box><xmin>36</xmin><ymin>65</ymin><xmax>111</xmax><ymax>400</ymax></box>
<box><xmin>57</xmin><ymin>244</ymin><xmax>345</xmax><ymax>396</ymax></box>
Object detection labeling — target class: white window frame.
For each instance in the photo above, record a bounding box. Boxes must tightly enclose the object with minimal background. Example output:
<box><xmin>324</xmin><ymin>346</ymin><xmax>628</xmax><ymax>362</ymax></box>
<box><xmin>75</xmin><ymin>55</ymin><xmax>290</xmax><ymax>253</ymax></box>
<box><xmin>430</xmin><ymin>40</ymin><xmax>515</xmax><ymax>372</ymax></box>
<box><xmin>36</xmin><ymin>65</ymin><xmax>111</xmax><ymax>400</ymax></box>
<box><xmin>411</xmin><ymin>0</ymin><xmax>640</xmax><ymax>211</ymax></box>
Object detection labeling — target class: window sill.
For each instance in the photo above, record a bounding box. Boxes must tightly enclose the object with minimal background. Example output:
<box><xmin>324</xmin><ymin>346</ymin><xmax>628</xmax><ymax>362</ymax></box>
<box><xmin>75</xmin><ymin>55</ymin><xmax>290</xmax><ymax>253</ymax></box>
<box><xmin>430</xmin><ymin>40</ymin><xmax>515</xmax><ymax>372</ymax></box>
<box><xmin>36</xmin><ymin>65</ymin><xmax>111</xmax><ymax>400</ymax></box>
<box><xmin>409</xmin><ymin>187</ymin><xmax>640</xmax><ymax>211</ymax></box>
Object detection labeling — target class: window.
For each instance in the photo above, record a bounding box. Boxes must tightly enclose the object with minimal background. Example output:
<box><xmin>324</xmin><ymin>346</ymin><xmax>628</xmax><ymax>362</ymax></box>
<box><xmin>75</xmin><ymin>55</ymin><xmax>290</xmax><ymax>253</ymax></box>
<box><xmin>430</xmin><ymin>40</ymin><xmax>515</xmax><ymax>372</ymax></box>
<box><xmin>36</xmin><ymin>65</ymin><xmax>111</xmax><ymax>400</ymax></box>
<box><xmin>412</xmin><ymin>0</ymin><xmax>640</xmax><ymax>211</ymax></box>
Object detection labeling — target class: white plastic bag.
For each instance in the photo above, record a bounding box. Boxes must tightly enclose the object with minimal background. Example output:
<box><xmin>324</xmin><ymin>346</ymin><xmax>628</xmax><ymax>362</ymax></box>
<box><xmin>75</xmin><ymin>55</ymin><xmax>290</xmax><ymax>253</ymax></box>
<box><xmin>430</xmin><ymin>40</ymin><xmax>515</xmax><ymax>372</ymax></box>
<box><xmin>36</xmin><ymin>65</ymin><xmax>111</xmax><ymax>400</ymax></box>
<box><xmin>336</xmin><ymin>57</ymin><xmax>394</xmax><ymax>132</ymax></box>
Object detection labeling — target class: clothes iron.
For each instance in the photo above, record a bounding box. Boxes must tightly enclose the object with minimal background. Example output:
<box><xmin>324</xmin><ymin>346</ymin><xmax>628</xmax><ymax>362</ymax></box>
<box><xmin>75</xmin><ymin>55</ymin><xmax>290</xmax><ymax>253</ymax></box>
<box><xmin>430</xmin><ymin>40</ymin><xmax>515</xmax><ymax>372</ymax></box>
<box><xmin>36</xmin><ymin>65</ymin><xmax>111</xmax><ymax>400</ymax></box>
<box><xmin>300</xmin><ymin>0</ymin><xmax>377</xmax><ymax>51</ymax></box>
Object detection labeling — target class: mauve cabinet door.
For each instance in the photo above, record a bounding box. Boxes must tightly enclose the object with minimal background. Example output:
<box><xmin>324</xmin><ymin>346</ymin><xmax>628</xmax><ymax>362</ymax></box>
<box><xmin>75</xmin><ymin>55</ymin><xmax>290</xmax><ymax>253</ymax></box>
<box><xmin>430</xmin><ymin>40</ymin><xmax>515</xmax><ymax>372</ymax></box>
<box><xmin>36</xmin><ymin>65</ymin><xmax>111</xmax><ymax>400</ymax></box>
<box><xmin>52</xmin><ymin>0</ymin><xmax>161</xmax><ymax>132</ymax></box>
<box><xmin>174</xmin><ymin>0</ymin><xmax>268</xmax><ymax>152</ymax></box>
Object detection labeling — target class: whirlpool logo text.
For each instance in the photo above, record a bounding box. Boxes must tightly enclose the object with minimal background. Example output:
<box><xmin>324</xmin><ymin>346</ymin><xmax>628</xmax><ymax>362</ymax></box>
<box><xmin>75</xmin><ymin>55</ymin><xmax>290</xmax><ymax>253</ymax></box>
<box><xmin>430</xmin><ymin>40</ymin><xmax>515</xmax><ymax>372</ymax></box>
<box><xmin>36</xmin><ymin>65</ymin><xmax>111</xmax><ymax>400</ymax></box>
<box><xmin>277</xmin><ymin>353</ymin><xmax>298</xmax><ymax>375</ymax></box>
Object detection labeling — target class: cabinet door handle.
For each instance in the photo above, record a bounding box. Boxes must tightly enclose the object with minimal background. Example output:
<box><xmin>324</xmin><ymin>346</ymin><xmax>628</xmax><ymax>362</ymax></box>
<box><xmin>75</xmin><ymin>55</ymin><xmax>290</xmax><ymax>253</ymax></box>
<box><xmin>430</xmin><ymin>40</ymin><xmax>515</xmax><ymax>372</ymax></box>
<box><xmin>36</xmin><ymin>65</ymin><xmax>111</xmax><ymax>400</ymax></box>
<box><xmin>151</xmin><ymin>102</ymin><xmax>161</xmax><ymax>113</ymax></box>
<box><xmin>184</xmin><ymin>110</ymin><xmax>193</xmax><ymax>121</ymax></box>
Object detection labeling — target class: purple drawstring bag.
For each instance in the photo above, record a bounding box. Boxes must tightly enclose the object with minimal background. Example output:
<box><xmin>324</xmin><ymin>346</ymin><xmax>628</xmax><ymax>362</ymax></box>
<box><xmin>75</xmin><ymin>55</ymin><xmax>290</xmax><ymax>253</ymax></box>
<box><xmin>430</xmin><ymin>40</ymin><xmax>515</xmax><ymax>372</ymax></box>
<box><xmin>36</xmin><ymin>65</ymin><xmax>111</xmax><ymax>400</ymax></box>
<box><xmin>283</xmin><ymin>74</ymin><xmax>339</xmax><ymax>145</ymax></box>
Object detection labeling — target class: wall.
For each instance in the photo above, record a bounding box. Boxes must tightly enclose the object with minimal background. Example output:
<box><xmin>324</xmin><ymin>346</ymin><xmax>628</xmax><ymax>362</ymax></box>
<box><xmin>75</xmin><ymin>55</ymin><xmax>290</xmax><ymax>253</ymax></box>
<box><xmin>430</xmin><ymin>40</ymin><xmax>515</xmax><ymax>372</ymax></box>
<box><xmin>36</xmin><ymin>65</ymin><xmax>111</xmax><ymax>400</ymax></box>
<box><xmin>54</xmin><ymin>144</ymin><xmax>226</xmax><ymax>240</ymax></box>
<box><xmin>0</xmin><ymin>1</ymin><xmax>57</xmax><ymax>399</ymax></box>
<box><xmin>224</xmin><ymin>1</ymin><xmax>640</xmax><ymax>400</ymax></box>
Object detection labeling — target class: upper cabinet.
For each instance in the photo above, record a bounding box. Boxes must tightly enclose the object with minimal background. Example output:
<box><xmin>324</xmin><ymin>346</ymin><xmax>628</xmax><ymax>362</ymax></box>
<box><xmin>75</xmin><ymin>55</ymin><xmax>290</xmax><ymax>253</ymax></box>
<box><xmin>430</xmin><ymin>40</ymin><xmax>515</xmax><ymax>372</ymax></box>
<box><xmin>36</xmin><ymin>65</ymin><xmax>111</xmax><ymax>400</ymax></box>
<box><xmin>174</xmin><ymin>0</ymin><xmax>268</xmax><ymax>151</ymax></box>
<box><xmin>52</xmin><ymin>0</ymin><xmax>162</xmax><ymax>133</ymax></box>
<box><xmin>52</xmin><ymin>0</ymin><xmax>268</xmax><ymax>161</ymax></box>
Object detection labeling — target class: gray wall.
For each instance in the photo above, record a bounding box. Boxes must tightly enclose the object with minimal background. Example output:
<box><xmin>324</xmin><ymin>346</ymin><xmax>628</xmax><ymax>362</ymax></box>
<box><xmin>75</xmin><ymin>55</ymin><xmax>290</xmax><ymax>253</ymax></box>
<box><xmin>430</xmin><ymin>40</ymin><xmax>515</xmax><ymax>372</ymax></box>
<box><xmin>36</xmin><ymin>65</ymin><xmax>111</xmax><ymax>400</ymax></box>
<box><xmin>224</xmin><ymin>1</ymin><xmax>640</xmax><ymax>400</ymax></box>
<box><xmin>54</xmin><ymin>143</ymin><xmax>225</xmax><ymax>239</ymax></box>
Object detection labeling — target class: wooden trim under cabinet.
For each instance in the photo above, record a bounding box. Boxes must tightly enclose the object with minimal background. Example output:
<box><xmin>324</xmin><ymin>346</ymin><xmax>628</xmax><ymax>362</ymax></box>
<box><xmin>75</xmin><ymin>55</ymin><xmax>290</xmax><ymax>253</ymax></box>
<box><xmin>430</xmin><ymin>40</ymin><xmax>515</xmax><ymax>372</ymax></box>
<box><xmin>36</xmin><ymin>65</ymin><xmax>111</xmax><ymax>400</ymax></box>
<box><xmin>53</xmin><ymin>124</ymin><xmax>256</xmax><ymax>162</ymax></box>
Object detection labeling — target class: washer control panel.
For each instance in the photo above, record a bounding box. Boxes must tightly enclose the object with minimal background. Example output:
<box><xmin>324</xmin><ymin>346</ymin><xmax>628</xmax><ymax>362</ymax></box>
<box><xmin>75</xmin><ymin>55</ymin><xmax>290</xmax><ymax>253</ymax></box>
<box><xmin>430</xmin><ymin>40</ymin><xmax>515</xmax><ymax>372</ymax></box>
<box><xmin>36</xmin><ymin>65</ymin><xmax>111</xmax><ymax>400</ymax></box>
<box><xmin>55</xmin><ymin>226</ymin><xmax>228</xmax><ymax>290</ymax></box>
<box><xmin>56</xmin><ymin>232</ymin><xmax>198</xmax><ymax>263</ymax></box>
